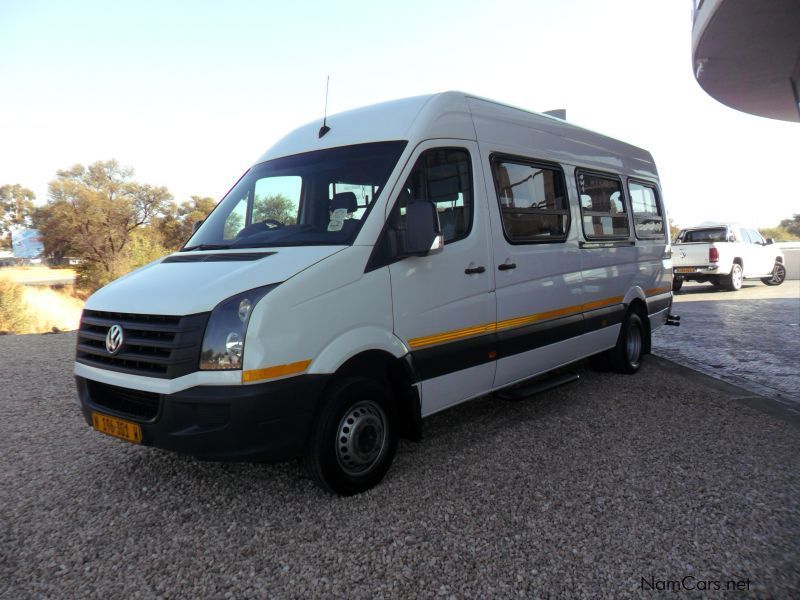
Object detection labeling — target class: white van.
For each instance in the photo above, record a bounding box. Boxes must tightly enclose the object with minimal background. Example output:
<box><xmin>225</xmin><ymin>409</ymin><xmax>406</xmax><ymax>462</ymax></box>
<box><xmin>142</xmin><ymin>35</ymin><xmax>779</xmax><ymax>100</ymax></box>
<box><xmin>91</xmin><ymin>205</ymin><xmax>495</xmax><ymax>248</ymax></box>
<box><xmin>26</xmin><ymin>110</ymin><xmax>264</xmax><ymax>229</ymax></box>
<box><xmin>75</xmin><ymin>92</ymin><xmax>674</xmax><ymax>495</ymax></box>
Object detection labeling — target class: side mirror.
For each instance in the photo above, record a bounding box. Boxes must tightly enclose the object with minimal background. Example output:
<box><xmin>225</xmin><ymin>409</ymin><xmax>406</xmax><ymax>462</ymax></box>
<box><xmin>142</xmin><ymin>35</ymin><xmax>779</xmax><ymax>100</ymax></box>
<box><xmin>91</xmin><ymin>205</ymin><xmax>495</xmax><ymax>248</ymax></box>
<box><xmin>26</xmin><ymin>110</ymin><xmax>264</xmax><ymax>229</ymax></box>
<box><xmin>192</xmin><ymin>220</ymin><xmax>204</xmax><ymax>234</ymax></box>
<box><xmin>727</xmin><ymin>234</ymin><xmax>736</xmax><ymax>242</ymax></box>
<box><xmin>766</xmin><ymin>238</ymin><xmax>774</xmax><ymax>245</ymax></box>
<box><xmin>404</xmin><ymin>200</ymin><xmax>443</xmax><ymax>256</ymax></box>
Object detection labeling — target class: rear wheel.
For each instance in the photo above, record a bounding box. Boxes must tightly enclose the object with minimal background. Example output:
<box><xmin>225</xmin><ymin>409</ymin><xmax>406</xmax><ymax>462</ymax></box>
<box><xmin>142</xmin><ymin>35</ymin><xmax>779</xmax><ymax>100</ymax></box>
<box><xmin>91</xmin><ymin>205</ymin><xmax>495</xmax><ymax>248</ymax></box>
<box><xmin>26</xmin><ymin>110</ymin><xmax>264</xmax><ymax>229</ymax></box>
<box><xmin>761</xmin><ymin>263</ymin><xmax>786</xmax><ymax>286</ymax></box>
<box><xmin>609</xmin><ymin>311</ymin><xmax>646</xmax><ymax>374</ymax></box>
<box><xmin>672</xmin><ymin>277</ymin><xmax>683</xmax><ymax>292</ymax></box>
<box><xmin>304</xmin><ymin>376</ymin><xmax>397</xmax><ymax>496</ymax></box>
<box><xmin>725</xmin><ymin>263</ymin><xmax>743</xmax><ymax>291</ymax></box>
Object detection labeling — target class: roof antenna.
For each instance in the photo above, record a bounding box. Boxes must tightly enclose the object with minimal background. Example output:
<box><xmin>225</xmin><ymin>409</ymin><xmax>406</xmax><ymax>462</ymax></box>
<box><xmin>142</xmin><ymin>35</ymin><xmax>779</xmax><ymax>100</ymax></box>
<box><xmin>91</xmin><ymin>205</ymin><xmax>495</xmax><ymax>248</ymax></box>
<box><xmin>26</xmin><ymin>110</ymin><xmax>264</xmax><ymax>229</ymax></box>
<box><xmin>318</xmin><ymin>76</ymin><xmax>331</xmax><ymax>138</ymax></box>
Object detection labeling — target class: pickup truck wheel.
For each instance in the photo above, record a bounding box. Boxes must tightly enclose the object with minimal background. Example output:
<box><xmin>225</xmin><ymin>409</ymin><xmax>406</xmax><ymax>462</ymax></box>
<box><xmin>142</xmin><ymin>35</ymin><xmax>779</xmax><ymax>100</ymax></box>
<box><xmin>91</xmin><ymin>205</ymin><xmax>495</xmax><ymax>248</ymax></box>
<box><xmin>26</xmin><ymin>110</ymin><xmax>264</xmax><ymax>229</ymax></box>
<box><xmin>725</xmin><ymin>263</ymin><xmax>743</xmax><ymax>291</ymax></box>
<box><xmin>672</xmin><ymin>277</ymin><xmax>683</xmax><ymax>292</ymax></box>
<box><xmin>609</xmin><ymin>311</ymin><xmax>645</xmax><ymax>374</ymax></box>
<box><xmin>304</xmin><ymin>376</ymin><xmax>397</xmax><ymax>496</ymax></box>
<box><xmin>761</xmin><ymin>263</ymin><xmax>786</xmax><ymax>286</ymax></box>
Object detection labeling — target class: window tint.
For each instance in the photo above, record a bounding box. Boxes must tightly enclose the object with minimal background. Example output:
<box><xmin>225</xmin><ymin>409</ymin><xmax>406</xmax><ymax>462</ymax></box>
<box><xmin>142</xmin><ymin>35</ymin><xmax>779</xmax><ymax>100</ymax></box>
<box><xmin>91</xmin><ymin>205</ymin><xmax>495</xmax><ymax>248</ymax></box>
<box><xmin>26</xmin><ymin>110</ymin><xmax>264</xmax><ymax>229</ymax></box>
<box><xmin>577</xmin><ymin>171</ymin><xmax>629</xmax><ymax>238</ymax></box>
<box><xmin>678</xmin><ymin>228</ymin><xmax>727</xmax><ymax>243</ymax></box>
<box><xmin>492</xmin><ymin>158</ymin><xmax>569</xmax><ymax>242</ymax></box>
<box><xmin>628</xmin><ymin>181</ymin><xmax>664</xmax><ymax>238</ymax></box>
<box><xmin>392</xmin><ymin>148</ymin><xmax>472</xmax><ymax>244</ymax></box>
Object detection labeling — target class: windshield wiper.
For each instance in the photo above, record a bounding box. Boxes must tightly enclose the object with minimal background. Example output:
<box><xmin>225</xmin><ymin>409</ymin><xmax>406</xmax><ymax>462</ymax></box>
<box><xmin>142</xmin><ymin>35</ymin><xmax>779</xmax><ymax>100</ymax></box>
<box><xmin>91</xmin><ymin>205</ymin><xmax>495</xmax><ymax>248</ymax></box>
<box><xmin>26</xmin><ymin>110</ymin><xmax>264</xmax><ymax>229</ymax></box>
<box><xmin>181</xmin><ymin>243</ymin><xmax>232</xmax><ymax>252</ymax></box>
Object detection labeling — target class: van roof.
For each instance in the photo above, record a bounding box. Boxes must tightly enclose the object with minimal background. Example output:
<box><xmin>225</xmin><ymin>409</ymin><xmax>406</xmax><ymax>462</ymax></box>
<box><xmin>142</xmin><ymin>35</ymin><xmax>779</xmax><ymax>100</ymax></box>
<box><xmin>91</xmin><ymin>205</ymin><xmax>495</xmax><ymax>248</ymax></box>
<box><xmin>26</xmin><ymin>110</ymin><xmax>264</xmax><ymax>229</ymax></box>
<box><xmin>257</xmin><ymin>91</ymin><xmax>658</xmax><ymax>180</ymax></box>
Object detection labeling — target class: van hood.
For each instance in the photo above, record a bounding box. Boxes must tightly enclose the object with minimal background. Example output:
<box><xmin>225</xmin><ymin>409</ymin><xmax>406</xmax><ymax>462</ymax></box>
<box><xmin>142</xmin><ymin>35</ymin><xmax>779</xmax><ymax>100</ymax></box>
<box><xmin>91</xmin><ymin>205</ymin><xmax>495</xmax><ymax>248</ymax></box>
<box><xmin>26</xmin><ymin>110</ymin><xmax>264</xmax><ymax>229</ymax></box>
<box><xmin>84</xmin><ymin>246</ymin><xmax>346</xmax><ymax>315</ymax></box>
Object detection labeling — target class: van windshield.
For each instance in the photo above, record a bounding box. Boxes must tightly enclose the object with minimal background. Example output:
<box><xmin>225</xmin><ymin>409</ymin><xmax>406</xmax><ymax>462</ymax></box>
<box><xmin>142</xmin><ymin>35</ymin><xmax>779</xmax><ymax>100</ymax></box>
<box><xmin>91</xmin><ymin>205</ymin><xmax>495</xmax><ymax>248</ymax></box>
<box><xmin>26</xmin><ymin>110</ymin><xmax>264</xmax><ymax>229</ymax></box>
<box><xmin>184</xmin><ymin>141</ymin><xmax>407</xmax><ymax>251</ymax></box>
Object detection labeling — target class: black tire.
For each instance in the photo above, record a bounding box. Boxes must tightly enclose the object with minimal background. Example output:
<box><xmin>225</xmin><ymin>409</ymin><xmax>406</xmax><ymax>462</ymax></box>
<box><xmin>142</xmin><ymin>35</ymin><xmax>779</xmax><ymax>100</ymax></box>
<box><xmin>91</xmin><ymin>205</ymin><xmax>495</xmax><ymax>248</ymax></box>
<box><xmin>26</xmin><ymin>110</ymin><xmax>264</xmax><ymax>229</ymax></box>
<box><xmin>304</xmin><ymin>376</ymin><xmax>397</xmax><ymax>496</ymax></box>
<box><xmin>609</xmin><ymin>311</ymin><xmax>646</xmax><ymax>374</ymax></box>
<box><xmin>672</xmin><ymin>277</ymin><xmax>683</xmax><ymax>292</ymax></box>
<box><xmin>725</xmin><ymin>263</ymin><xmax>743</xmax><ymax>291</ymax></box>
<box><xmin>761</xmin><ymin>263</ymin><xmax>786</xmax><ymax>286</ymax></box>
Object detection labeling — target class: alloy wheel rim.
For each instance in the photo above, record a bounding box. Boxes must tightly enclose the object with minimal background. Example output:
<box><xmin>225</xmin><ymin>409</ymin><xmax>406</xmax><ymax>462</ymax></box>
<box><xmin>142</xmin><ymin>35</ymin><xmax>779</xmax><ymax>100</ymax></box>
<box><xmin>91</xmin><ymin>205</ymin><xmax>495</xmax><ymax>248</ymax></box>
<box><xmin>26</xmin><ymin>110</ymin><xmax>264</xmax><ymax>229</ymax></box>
<box><xmin>771</xmin><ymin>265</ymin><xmax>785</xmax><ymax>284</ymax></box>
<box><xmin>335</xmin><ymin>400</ymin><xmax>388</xmax><ymax>477</ymax></box>
<box><xmin>733</xmin><ymin>266</ymin><xmax>742</xmax><ymax>288</ymax></box>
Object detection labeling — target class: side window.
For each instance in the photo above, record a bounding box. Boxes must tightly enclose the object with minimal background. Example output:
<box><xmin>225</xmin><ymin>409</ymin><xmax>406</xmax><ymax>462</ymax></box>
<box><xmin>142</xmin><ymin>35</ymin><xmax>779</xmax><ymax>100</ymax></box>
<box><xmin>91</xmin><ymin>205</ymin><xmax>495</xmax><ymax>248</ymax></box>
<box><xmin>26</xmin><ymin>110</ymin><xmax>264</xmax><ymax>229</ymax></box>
<box><xmin>491</xmin><ymin>158</ymin><xmax>569</xmax><ymax>243</ymax></box>
<box><xmin>223</xmin><ymin>195</ymin><xmax>248</xmax><ymax>240</ymax></box>
<box><xmin>393</xmin><ymin>148</ymin><xmax>472</xmax><ymax>244</ymax></box>
<box><xmin>576</xmin><ymin>171</ymin><xmax>629</xmax><ymax>238</ymax></box>
<box><xmin>253</xmin><ymin>176</ymin><xmax>301</xmax><ymax>225</ymax></box>
<box><xmin>748</xmin><ymin>229</ymin><xmax>765</xmax><ymax>244</ymax></box>
<box><xmin>628</xmin><ymin>181</ymin><xmax>665</xmax><ymax>239</ymax></box>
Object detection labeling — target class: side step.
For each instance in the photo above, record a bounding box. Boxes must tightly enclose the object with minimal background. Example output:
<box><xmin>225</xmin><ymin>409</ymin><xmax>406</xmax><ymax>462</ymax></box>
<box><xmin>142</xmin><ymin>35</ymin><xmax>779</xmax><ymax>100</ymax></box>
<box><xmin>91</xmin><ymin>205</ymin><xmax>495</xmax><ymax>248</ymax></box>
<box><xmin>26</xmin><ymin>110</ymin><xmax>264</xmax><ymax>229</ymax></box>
<box><xmin>495</xmin><ymin>372</ymin><xmax>580</xmax><ymax>402</ymax></box>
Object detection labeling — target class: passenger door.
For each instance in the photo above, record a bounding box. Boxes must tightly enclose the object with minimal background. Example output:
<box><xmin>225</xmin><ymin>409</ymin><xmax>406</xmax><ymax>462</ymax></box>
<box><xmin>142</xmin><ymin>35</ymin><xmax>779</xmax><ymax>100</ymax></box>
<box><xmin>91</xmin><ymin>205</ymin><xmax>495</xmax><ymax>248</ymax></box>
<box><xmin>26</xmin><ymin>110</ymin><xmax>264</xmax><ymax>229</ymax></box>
<box><xmin>385</xmin><ymin>142</ymin><xmax>496</xmax><ymax>416</ymax></box>
<box><xmin>745</xmin><ymin>229</ymin><xmax>774</xmax><ymax>275</ymax></box>
<box><xmin>484</xmin><ymin>154</ymin><xmax>583</xmax><ymax>388</ymax></box>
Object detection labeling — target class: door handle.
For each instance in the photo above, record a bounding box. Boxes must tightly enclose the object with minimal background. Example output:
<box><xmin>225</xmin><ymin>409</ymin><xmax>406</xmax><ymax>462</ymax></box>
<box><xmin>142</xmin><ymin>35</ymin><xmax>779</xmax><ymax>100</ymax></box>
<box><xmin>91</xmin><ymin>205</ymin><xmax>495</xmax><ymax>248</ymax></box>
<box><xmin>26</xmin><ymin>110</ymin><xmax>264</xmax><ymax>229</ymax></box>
<box><xmin>498</xmin><ymin>263</ymin><xmax>517</xmax><ymax>271</ymax></box>
<box><xmin>464</xmin><ymin>266</ymin><xmax>486</xmax><ymax>275</ymax></box>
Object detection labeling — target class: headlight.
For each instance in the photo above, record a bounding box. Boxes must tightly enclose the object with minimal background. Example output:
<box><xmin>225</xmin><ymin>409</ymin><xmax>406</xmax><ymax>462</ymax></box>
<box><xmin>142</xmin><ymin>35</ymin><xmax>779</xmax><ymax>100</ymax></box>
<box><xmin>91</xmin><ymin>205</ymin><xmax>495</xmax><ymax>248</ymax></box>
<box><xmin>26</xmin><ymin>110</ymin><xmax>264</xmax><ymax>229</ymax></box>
<box><xmin>199</xmin><ymin>284</ymin><xmax>278</xmax><ymax>370</ymax></box>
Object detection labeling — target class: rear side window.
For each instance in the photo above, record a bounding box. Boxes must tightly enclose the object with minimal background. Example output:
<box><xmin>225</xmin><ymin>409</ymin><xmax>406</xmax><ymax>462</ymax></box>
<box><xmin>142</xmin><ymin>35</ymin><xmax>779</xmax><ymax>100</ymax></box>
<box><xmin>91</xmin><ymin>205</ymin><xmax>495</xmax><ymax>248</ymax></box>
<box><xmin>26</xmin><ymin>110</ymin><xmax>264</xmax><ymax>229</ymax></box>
<box><xmin>491</xmin><ymin>157</ymin><xmax>570</xmax><ymax>243</ymax></box>
<box><xmin>393</xmin><ymin>148</ymin><xmax>473</xmax><ymax>244</ymax></box>
<box><xmin>628</xmin><ymin>180</ymin><xmax>665</xmax><ymax>239</ymax></box>
<box><xmin>577</xmin><ymin>171</ymin><xmax>629</xmax><ymax>238</ymax></box>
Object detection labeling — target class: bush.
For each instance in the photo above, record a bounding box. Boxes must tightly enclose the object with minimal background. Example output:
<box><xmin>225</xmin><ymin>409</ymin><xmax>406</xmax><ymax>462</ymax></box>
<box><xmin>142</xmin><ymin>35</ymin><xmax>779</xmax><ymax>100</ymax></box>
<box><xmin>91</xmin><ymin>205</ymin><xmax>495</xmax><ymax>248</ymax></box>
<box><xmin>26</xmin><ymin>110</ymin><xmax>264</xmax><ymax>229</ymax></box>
<box><xmin>0</xmin><ymin>276</ymin><xmax>33</xmax><ymax>333</ymax></box>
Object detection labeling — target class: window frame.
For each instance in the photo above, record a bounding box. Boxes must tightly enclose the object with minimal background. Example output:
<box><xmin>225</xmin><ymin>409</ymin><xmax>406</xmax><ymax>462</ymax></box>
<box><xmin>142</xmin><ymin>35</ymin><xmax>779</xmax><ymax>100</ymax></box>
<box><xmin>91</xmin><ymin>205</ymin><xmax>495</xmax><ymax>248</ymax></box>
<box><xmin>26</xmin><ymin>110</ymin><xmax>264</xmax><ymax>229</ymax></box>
<box><xmin>575</xmin><ymin>168</ymin><xmax>631</xmax><ymax>240</ymax></box>
<box><xmin>626</xmin><ymin>178</ymin><xmax>666</xmax><ymax>241</ymax></box>
<box><xmin>394</xmin><ymin>146</ymin><xmax>475</xmax><ymax>246</ymax></box>
<box><xmin>489</xmin><ymin>153</ymin><xmax>571</xmax><ymax>245</ymax></box>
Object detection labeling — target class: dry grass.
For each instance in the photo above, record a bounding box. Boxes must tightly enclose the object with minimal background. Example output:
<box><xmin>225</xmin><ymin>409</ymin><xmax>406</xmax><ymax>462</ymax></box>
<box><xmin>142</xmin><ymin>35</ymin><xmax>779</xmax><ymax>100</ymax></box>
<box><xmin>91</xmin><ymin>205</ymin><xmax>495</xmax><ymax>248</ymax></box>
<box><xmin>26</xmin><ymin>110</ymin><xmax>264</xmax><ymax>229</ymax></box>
<box><xmin>0</xmin><ymin>275</ymin><xmax>83</xmax><ymax>334</ymax></box>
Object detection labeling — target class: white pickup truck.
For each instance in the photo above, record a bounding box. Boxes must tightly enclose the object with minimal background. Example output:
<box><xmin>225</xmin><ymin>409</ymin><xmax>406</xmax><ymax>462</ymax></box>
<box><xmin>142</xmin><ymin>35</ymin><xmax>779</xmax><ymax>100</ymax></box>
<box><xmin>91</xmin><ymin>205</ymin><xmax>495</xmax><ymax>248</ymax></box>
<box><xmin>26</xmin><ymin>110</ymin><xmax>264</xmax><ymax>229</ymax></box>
<box><xmin>672</xmin><ymin>224</ymin><xmax>786</xmax><ymax>291</ymax></box>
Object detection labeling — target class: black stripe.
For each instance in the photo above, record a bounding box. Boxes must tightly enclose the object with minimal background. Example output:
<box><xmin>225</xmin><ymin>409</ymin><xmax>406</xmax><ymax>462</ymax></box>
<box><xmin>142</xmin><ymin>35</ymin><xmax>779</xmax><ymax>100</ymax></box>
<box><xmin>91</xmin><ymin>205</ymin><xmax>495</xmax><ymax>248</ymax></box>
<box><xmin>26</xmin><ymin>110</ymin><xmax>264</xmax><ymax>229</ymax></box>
<box><xmin>495</xmin><ymin>313</ymin><xmax>583</xmax><ymax>360</ymax></box>
<box><xmin>647</xmin><ymin>296</ymin><xmax>671</xmax><ymax>315</ymax></box>
<box><xmin>411</xmin><ymin>332</ymin><xmax>494</xmax><ymax>380</ymax></box>
<box><xmin>410</xmin><ymin>305</ymin><xmax>628</xmax><ymax>381</ymax></box>
<box><xmin>582</xmin><ymin>304</ymin><xmax>625</xmax><ymax>333</ymax></box>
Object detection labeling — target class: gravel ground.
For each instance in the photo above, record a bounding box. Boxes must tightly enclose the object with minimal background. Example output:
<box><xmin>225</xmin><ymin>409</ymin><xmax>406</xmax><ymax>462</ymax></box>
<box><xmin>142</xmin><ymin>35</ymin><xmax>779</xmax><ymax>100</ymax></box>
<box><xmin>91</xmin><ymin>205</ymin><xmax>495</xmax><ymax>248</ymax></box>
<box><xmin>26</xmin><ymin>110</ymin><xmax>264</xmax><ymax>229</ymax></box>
<box><xmin>1</xmin><ymin>332</ymin><xmax>799</xmax><ymax>598</ymax></box>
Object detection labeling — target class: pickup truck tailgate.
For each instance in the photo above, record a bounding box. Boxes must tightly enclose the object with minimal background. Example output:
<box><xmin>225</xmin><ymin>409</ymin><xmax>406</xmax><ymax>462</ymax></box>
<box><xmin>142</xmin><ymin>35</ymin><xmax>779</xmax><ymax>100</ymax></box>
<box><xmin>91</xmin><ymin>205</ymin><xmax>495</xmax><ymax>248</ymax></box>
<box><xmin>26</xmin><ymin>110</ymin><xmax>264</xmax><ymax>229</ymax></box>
<box><xmin>673</xmin><ymin>243</ymin><xmax>711</xmax><ymax>270</ymax></box>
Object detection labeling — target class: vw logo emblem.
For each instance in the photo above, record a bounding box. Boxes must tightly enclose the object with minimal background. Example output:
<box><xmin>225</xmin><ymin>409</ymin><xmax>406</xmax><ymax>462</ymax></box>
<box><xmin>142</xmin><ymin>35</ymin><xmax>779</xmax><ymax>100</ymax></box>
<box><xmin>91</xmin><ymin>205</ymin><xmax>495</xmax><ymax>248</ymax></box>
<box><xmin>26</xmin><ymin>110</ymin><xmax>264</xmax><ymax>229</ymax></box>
<box><xmin>679</xmin><ymin>249</ymin><xmax>686</xmax><ymax>259</ymax></box>
<box><xmin>105</xmin><ymin>324</ymin><xmax>124</xmax><ymax>355</ymax></box>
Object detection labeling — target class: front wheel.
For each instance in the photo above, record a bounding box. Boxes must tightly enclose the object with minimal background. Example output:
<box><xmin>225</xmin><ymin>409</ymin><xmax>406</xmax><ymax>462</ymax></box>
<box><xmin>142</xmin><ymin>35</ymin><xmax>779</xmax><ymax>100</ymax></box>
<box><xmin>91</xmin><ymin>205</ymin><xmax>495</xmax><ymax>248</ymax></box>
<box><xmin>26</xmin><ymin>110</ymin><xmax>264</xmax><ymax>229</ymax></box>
<box><xmin>305</xmin><ymin>376</ymin><xmax>397</xmax><ymax>496</ymax></box>
<box><xmin>672</xmin><ymin>276</ymin><xmax>683</xmax><ymax>292</ymax></box>
<box><xmin>609</xmin><ymin>311</ymin><xmax>646</xmax><ymax>374</ymax></box>
<box><xmin>761</xmin><ymin>263</ymin><xmax>786</xmax><ymax>286</ymax></box>
<box><xmin>725</xmin><ymin>263</ymin><xmax>743</xmax><ymax>291</ymax></box>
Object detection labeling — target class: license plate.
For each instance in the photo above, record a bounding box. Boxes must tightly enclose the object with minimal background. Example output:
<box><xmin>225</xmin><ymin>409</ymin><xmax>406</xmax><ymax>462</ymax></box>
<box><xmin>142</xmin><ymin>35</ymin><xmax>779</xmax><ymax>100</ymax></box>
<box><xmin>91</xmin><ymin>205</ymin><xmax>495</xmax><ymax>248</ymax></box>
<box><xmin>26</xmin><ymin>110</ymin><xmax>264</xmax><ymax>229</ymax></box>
<box><xmin>91</xmin><ymin>412</ymin><xmax>142</xmax><ymax>444</ymax></box>
<box><xmin>675</xmin><ymin>267</ymin><xmax>695</xmax><ymax>273</ymax></box>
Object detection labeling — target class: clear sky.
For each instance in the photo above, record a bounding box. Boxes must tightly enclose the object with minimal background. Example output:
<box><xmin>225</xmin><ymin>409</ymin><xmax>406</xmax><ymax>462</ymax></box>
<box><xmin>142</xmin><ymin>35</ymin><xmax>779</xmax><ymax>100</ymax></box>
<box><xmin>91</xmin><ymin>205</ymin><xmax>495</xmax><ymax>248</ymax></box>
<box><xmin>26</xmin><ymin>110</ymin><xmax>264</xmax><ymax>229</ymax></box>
<box><xmin>1</xmin><ymin>0</ymin><xmax>797</xmax><ymax>228</ymax></box>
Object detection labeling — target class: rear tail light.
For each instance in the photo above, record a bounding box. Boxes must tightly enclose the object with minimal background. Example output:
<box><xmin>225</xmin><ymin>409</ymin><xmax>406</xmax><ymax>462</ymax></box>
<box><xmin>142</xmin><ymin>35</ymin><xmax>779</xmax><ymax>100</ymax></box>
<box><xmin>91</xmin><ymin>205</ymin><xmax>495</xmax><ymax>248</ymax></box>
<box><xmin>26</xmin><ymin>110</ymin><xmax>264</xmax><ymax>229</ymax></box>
<box><xmin>709</xmin><ymin>247</ymin><xmax>719</xmax><ymax>263</ymax></box>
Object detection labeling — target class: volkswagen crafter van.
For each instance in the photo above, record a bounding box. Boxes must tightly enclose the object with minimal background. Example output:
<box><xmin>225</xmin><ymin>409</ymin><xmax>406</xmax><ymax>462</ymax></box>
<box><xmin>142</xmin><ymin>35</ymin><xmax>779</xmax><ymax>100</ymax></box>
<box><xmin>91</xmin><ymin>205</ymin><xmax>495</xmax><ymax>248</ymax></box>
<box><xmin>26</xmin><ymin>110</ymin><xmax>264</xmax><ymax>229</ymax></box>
<box><xmin>75</xmin><ymin>92</ymin><xmax>674</xmax><ymax>495</ymax></box>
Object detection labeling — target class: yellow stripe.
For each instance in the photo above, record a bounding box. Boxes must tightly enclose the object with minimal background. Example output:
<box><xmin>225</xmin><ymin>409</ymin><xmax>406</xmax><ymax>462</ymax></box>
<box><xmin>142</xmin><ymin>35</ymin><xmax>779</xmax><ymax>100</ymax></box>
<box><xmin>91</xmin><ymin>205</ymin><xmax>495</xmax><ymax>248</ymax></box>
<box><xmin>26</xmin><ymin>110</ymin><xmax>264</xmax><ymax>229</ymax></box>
<box><xmin>408</xmin><ymin>295</ymin><xmax>626</xmax><ymax>350</ymax></box>
<box><xmin>242</xmin><ymin>359</ymin><xmax>312</xmax><ymax>383</ymax></box>
<box><xmin>645</xmin><ymin>286</ymin><xmax>671</xmax><ymax>296</ymax></box>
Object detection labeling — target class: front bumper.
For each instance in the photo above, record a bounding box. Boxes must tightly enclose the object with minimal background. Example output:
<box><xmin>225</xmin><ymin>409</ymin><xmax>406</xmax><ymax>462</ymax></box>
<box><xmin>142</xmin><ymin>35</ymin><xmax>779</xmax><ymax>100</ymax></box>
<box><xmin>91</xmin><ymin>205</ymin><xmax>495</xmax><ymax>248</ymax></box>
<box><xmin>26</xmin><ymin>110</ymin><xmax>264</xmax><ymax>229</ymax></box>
<box><xmin>76</xmin><ymin>374</ymin><xmax>331</xmax><ymax>461</ymax></box>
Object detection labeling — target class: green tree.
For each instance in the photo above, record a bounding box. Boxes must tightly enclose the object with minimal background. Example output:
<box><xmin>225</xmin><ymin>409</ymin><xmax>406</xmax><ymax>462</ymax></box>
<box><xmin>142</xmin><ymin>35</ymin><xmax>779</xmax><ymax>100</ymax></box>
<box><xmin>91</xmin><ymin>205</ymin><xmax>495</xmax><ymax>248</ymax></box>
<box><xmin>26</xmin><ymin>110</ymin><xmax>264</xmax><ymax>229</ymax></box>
<box><xmin>778</xmin><ymin>213</ymin><xmax>800</xmax><ymax>238</ymax></box>
<box><xmin>157</xmin><ymin>195</ymin><xmax>217</xmax><ymax>251</ymax></box>
<box><xmin>33</xmin><ymin>160</ymin><xmax>171</xmax><ymax>290</ymax></box>
<box><xmin>253</xmin><ymin>194</ymin><xmax>297</xmax><ymax>225</ymax></box>
<box><xmin>668</xmin><ymin>218</ymin><xmax>681</xmax><ymax>242</ymax></box>
<box><xmin>759</xmin><ymin>225</ymin><xmax>793</xmax><ymax>241</ymax></box>
<box><xmin>0</xmin><ymin>184</ymin><xmax>36</xmax><ymax>250</ymax></box>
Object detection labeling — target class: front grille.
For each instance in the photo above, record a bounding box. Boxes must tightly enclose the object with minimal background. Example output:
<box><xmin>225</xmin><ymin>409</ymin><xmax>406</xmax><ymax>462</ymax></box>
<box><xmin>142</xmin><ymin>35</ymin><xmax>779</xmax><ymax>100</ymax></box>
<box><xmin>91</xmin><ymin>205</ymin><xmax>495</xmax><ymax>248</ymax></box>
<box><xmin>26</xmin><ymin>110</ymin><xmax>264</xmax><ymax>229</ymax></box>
<box><xmin>76</xmin><ymin>310</ymin><xmax>209</xmax><ymax>379</ymax></box>
<box><xmin>87</xmin><ymin>380</ymin><xmax>160</xmax><ymax>420</ymax></box>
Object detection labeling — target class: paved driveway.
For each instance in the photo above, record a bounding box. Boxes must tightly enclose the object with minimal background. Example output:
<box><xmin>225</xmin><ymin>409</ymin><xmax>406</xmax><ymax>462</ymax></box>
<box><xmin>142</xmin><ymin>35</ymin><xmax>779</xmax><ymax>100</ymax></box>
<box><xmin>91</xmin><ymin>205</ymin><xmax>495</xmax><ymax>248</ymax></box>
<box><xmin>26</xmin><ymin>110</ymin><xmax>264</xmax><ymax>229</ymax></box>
<box><xmin>652</xmin><ymin>280</ymin><xmax>800</xmax><ymax>412</ymax></box>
